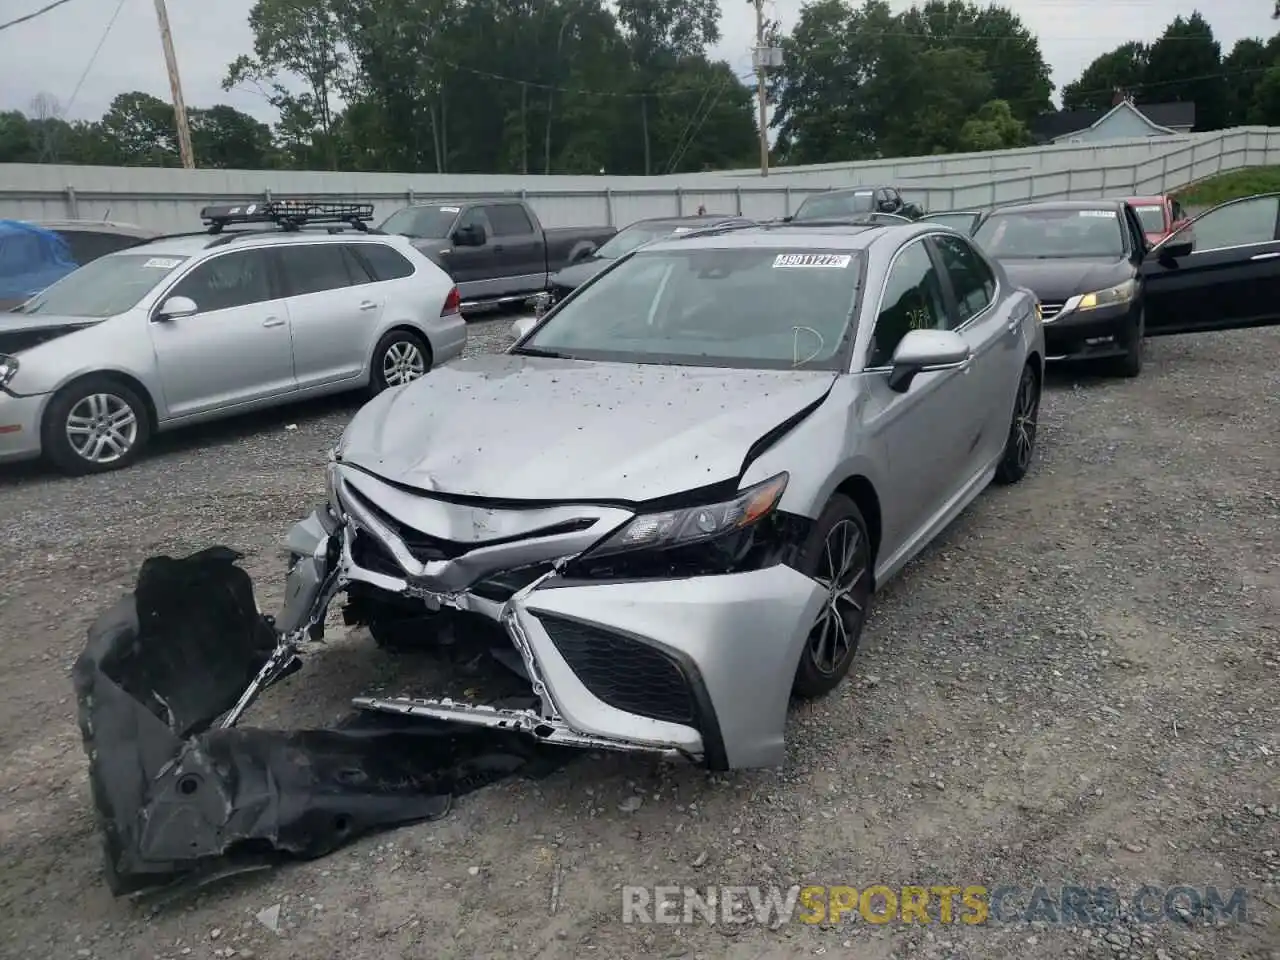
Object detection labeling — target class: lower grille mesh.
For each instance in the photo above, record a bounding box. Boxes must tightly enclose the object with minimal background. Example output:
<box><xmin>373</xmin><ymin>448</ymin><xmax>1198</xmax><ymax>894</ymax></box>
<box><xmin>538</xmin><ymin>614</ymin><xmax>696</xmax><ymax>725</ymax></box>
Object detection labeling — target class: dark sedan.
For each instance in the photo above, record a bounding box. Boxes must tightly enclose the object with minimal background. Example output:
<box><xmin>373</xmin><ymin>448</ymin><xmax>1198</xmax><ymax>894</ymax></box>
<box><xmin>973</xmin><ymin>200</ymin><xmax>1149</xmax><ymax>377</ymax></box>
<box><xmin>545</xmin><ymin>213</ymin><xmax>752</xmax><ymax>303</ymax></box>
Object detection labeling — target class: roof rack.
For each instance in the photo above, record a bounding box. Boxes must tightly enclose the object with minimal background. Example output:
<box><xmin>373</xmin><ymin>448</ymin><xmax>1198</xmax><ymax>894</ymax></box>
<box><xmin>199</xmin><ymin>199</ymin><xmax>377</xmax><ymax>235</ymax></box>
<box><xmin>767</xmin><ymin>215</ymin><xmax>908</xmax><ymax>228</ymax></box>
<box><xmin>669</xmin><ymin>218</ymin><xmax>759</xmax><ymax>240</ymax></box>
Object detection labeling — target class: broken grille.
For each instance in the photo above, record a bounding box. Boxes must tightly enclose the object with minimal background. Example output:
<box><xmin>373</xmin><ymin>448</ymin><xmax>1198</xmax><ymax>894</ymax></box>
<box><xmin>538</xmin><ymin>614</ymin><xmax>697</xmax><ymax>726</ymax></box>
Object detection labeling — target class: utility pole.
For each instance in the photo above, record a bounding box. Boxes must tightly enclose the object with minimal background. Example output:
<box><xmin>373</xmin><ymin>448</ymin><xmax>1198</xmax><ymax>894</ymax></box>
<box><xmin>754</xmin><ymin>0</ymin><xmax>768</xmax><ymax>176</ymax></box>
<box><xmin>751</xmin><ymin>1</ymin><xmax>782</xmax><ymax>177</ymax></box>
<box><xmin>152</xmin><ymin>0</ymin><xmax>195</xmax><ymax>169</ymax></box>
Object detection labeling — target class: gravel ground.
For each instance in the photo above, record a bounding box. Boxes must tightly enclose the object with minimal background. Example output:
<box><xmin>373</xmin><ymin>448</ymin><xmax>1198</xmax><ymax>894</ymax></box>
<box><xmin>0</xmin><ymin>317</ymin><xmax>1277</xmax><ymax>960</ymax></box>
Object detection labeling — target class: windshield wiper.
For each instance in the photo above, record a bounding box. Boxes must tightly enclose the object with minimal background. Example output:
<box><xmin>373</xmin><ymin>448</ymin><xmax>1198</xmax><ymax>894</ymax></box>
<box><xmin>513</xmin><ymin>346</ymin><xmax>573</xmax><ymax>359</ymax></box>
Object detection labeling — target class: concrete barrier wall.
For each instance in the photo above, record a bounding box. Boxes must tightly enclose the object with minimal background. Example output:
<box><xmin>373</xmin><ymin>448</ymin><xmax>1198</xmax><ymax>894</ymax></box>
<box><xmin>1</xmin><ymin>127</ymin><xmax>1276</xmax><ymax>231</ymax></box>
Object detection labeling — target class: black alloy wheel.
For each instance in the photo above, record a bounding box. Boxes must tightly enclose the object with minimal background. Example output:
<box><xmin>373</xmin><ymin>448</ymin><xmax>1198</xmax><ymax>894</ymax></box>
<box><xmin>792</xmin><ymin>495</ymin><xmax>873</xmax><ymax>698</ymax></box>
<box><xmin>994</xmin><ymin>362</ymin><xmax>1040</xmax><ymax>485</ymax></box>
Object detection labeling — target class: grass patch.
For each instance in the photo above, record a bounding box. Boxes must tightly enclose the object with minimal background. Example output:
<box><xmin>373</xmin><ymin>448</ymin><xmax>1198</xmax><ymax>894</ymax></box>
<box><xmin>1174</xmin><ymin>167</ymin><xmax>1280</xmax><ymax>207</ymax></box>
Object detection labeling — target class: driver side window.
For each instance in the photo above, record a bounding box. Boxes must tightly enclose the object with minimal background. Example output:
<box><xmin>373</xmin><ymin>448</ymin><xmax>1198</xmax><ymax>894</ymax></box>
<box><xmin>168</xmin><ymin>251</ymin><xmax>272</xmax><ymax>315</ymax></box>
<box><xmin>868</xmin><ymin>241</ymin><xmax>949</xmax><ymax>368</ymax></box>
<box><xmin>1178</xmin><ymin>196</ymin><xmax>1280</xmax><ymax>253</ymax></box>
<box><xmin>456</xmin><ymin>208</ymin><xmax>490</xmax><ymax>242</ymax></box>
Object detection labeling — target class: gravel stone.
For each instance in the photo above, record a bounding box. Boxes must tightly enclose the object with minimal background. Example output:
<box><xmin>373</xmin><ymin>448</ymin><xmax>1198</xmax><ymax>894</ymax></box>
<box><xmin>0</xmin><ymin>322</ymin><xmax>1276</xmax><ymax>960</ymax></box>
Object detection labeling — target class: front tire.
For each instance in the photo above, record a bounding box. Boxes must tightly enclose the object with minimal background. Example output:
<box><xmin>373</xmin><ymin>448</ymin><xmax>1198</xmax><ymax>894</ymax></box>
<box><xmin>792</xmin><ymin>495</ymin><xmax>873</xmax><ymax>699</ymax></box>
<box><xmin>370</xmin><ymin>330</ymin><xmax>431</xmax><ymax>395</ymax></box>
<box><xmin>1110</xmin><ymin>308</ymin><xmax>1144</xmax><ymax>379</ymax></box>
<box><xmin>993</xmin><ymin>362</ymin><xmax>1040</xmax><ymax>485</ymax></box>
<box><xmin>42</xmin><ymin>376</ymin><xmax>150</xmax><ymax>476</ymax></box>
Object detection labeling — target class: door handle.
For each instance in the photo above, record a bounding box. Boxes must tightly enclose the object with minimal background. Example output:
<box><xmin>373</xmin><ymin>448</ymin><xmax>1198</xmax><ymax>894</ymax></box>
<box><xmin>1249</xmin><ymin>251</ymin><xmax>1280</xmax><ymax>261</ymax></box>
<box><xmin>493</xmin><ymin>245</ymin><xmax>506</xmax><ymax>253</ymax></box>
<box><xmin>359</xmin><ymin>301</ymin><xmax>378</xmax><ymax>311</ymax></box>
<box><xmin>262</xmin><ymin>316</ymin><xmax>285</xmax><ymax>327</ymax></box>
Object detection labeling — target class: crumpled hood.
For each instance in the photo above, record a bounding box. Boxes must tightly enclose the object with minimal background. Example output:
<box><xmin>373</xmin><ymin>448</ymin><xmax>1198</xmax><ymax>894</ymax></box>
<box><xmin>0</xmin><ymin>313</ymin><xmax>101</xmax><ymax>354</ymax></box>
<box><xmin>549</xmin><ymin>258</ymin><xmax>610</xmax><ymax>291</ymax></box>
<box><xmin>339</xmin><ymin>354</ymin><xmax>837</xmax><ymax>502</ymax></box>
<box><xmin>998</xmin><ymin>257</ymin><xmax>1133</xmax><ymax>303</ymax></box>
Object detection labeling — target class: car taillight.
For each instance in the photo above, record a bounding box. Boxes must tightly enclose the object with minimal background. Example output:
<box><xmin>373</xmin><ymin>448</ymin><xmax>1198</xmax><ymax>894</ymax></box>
<box><xmin>442</xmin><ymin>287</ymin><xmax>461</xmax><ymax>316</ymax></box>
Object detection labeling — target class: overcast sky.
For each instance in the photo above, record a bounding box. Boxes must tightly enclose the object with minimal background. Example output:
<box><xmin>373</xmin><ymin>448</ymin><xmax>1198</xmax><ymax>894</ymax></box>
<box><xmin>0</xmin><ymin>0</ymin><xmax>1274</xmax><ymax>126</ymax></box>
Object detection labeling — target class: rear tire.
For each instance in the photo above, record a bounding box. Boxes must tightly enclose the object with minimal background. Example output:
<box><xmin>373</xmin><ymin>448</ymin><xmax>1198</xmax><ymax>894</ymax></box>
<box><xmin>42</xmin><ymin>375</ymin><xmax>151</xmax><ymax>476</ymax></box>
<box><xmin>370</xmin><ymin>330</ymin><xmax>431</xmax><ymax>396</ymax></box>
<box><xmin>791</xmin><ymin>495</ymin><xmax>873</xmax><ymax>699</ymax></box>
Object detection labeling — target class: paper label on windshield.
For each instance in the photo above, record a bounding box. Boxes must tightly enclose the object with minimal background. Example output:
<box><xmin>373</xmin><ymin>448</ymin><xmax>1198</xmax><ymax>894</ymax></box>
<box><xmin>439</xmin><ymin>206</ymin><xmax>461</xmax><ymax>213</ymax></box>
<box><xmin>143</xmin><ymin>257</ymin><xmax>182</xmax><ymax>269</ymax></box>
<box><xmin>773</xmin><ymin>253</ymin><xmax>852</xmax><ymax>268</ymax></box>
<box><xmin>1078</xmin><ymin>210</ymin><xmax>1116</xmax><ymax>218</ymax></box>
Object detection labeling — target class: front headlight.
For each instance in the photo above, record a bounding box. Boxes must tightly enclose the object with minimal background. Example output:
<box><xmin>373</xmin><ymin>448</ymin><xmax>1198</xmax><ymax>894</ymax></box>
<box><xmin>589</xmin><ymin>473</ymin><xmax>788</xmax><ymax>558</ymax></box>
<box><xmin>0</xmin><ymin>354</ymin><xmax>18</xmax><ymax>388</ymax></box>
<box><xmin>1074</xmin><ymin>279</ymin><xmax>1137</xmax><ymax>311</ymax></box>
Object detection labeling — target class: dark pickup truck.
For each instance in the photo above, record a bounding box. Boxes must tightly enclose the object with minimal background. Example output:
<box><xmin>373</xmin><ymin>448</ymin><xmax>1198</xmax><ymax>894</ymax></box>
<box><xmin>379</xmin><ymin>199</ymin><xmax>615</xmax><ymax>308</ymax></box>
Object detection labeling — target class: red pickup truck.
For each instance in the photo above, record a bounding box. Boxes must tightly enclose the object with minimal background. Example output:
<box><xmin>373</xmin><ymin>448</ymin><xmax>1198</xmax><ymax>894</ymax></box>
<box><xmin>1124</xmin><ymin>195</ymin><xmax>1191</xmax><ymax>246</ymax></box>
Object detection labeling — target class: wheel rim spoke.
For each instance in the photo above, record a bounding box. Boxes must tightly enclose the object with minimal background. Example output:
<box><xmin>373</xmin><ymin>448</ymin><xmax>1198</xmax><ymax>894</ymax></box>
<box><xmin>807</xmin><ymin>518</ymin><xmax>870</xmax><ymax>675</ymax></box>
<box><xmin>66</xmin><ymin>393</ymin><xmax>137</xmax><ymax>463</ymax></box>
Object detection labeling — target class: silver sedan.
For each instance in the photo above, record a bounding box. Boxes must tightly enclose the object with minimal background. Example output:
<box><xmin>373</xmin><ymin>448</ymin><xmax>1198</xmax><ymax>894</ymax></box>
<box><xmin>278</xmin><ymin>220</ymin><xmax>1045</xmax><ymax>769</ymax></box>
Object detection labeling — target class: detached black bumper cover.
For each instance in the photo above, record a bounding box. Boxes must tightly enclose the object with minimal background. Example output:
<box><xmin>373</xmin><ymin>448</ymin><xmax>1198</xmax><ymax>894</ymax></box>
<box><xmin>73</xmin><ymin>546</ymin><xmax>554</xmax><ymax>895</ymax></box>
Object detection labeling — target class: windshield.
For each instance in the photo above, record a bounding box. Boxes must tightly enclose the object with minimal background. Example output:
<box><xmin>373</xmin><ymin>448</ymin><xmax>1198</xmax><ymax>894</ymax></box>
<box><xmin>1132</xmin><ymin>204</ymin><xmax>1167</xmax><ymax>234</ymax></box>
<box><xmin>15</xmin><ymin>252</ymin><xmax>188</xmax><ymax>316</ymax></box>
<box><xmin>794</xmin><ymin>191</ymin><xmax>875</xmax><ymax>220</ymax></box>
<box><xmin>974</xmin><ymin>209</ymin><xmax>1126</xmax><ymax>259</ymax></box>
<box><xmin>380</xmin><ymin>205</ymin><xmax>461</xmax><ymax>239</ymax></box>
<box><xmin>594</xmin><ymin>223</ymin><xmax>693</xmax><ymax>259</ymax></box>
<box><xmin>518</xmin><ymin>247</ymin><xmax>862</xmax><ymax>370</ymax></box>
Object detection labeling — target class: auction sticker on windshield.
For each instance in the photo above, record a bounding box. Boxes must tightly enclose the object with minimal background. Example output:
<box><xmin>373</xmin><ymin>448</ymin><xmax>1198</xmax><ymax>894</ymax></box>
<box><xmin>1078</xmin><ymin>210</ymin><xmax>1116</xmax><ymax>218</ymax></box>
<box><xmin>143</xmin><ymin>258</ymin><xmax>183</xmax><ymax>269</ymax></box>
<box><xmin>774</xmin><ymin>254</ymin><xmax>852</xmax><ymax>268</ymax></box>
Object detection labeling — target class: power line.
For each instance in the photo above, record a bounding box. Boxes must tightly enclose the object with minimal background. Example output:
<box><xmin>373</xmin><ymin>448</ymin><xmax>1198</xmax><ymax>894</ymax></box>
<box><xmin>63</xmin><ymin>0</ymin><xmax>127</xmax><ymax>115</ymax></box>
<box><xmin>0</xmin><ymin>0</ymin><xmax>79</xmax><ymax>33</ymax></box>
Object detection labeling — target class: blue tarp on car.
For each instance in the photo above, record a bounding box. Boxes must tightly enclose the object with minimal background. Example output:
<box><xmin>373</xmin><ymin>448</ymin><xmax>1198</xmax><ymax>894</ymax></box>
<box><xmin>0</xmin><ymin>219</ymin><xmax>79</xmax><ymax>307</ymax></box>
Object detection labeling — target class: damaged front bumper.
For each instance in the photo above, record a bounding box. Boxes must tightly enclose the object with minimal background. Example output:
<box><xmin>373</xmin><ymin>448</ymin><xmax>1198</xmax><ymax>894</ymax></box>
<box><xmin>280</xmin><ymin>464</ymin><xmax>827</xmax><ymax>771</ymax></box>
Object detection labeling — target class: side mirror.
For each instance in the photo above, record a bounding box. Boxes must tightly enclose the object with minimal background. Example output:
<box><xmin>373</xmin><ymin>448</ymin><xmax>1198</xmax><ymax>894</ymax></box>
<box><xmin>570</xmin><ymin>244</ymin><xmax>595</xmax><ymax>263</ymax></box>
<box><xmin>510</xmin><ymin>315</ymin><xmax>538</xmax><ymax>340</ymax></box>
<box><xmin>453</xmin><ymin>224</ymin><xmax>485</xmax><ymax>247</ymax></box>
<box><xmin>1158</xmin><ymin>237</ymin><xmax>1193</xmax><ymax>261</ymax></box>
<box><xmin>886</xmin><ymin>329</ymin><xmax>970</xmax><ymax>393</ymax></box>
<box><xmin>878</xmin><ymin>200</ymin><xmax>896</xmax><ymax>213</ymax></box>
<box><xmin>155</xmin><ymin>295</ymin><xmax>197</xmax><ymax>321</ymax></box>
<box><xmin>782</xmin><ymin>215</ymin><xmax>794</xmax><ymax>223</ymax></box>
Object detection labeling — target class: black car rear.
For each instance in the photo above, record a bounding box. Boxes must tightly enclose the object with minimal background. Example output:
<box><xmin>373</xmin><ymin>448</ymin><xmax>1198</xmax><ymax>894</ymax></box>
<box><xmin>973</xmin><ymin>200</ymin><xmax>1149</xmax><ymax>378</ymax></box>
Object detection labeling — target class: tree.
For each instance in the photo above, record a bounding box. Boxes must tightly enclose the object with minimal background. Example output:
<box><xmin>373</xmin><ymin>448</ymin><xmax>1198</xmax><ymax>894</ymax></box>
<box><xmin>1249</xmin><ymin>63</ymin><xmax>1280</xmax><ymax>124</ymax></box>
<box><xmin>771</xmin><ymin>0</ymin><xmax>1047</xmax><ymax>162</ymax></box>
<box><xmin>224</xmin><ymin>0</ymin><xmax>353</xmax><ymax>169</ymax></box>
<box><xmin>1061</xmin><ymin>42</ymin><xmax>1149</xmax><ymax>111</ymax></box>
<box><xmin>895</xmin><ymin>0</ymin><xmax>1052</xmax><ymax>123</ymax></box>
<box><xmin>957</xmin><ymin>99</ymin><xmax>1032</xmax><ymax>151</ymax></box>
<box><xmin>189</xmin><ymin>105</ymin><xmax>276</xmax><ymax>168</ymax></box>
<box><xmin>1222</xmin><ymin>37</ymin><xmax>1275</xmax><ymax>126</ymax></box>
<box><xmin>1143</xmin><ymin>13</ymin><xmax>1224</xmax><ymax>130</ymax></box>
<box><xmin>615</xmin><ymin>0</ymin><xmax>721</xmax><ymax>173</ymax></box>
<box><xmin>99</xmin><ymin>92</ymin><xmax>180</xmax><ymax>165</ymax></box>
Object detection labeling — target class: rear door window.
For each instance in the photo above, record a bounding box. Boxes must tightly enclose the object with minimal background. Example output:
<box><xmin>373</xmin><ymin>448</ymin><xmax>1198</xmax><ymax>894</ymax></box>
<box><xmin>277</xmin><ymin>244</ymin><xmax>360</xmax><ymax>296</ymax></box>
